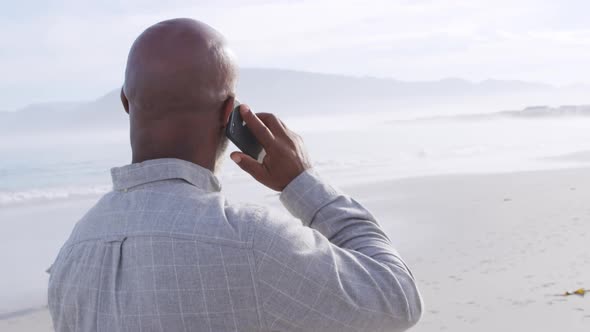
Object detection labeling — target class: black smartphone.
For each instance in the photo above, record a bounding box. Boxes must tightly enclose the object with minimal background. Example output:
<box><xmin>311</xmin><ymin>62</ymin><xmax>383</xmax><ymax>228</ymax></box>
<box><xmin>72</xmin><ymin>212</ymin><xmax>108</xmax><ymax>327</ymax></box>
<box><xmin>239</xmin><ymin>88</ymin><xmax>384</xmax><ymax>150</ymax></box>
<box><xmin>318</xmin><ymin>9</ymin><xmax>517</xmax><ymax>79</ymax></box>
<box><xmin>225</xmin><ymin>100</ymin><xmax>265</xmax><ymax>162</ymax></box>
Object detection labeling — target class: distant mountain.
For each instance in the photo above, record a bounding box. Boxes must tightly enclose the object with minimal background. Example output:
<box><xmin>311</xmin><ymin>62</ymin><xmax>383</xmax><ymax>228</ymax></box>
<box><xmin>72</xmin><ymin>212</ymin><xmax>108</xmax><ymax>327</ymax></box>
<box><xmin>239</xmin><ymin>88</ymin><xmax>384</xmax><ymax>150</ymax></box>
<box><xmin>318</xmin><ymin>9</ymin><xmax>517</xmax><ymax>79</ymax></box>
<box><xmin>16</xmin><ymin>101</ymin><xmax>83</xmax><ymax>114</ymax></box>
<box><xmin>513</xmin><ymin>105</ymin><xmax>590</xmax><ymax>117</ymax></box>
<box><xmin>0</xmin><ymin>90</ymin><xmax>127</xmax><ymax>133</ymax></box>
<box><xmin>393</xmin><ymin>104</ymin><xmax>590</xmax><ymax>123</ymax></box>
<box><xmin>2</xmin><ymin>68</ymin><xmax>589</xmax><ymax>133</ymax></box>
<box><xmin>237</xmin><ymin>69</ymin><xmax>559</xmax><ymax>113</ymax></box>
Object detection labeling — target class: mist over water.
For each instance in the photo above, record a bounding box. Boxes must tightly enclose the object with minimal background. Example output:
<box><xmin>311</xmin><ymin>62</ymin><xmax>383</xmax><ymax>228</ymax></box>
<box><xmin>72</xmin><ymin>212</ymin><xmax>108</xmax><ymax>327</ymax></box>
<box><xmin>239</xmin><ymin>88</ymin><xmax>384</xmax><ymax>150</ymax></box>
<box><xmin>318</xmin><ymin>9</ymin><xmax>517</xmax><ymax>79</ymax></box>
<box><xmin>2</xmin><ymin>111</ymin><xmax>590</xmax><ymax>206</ymax></box>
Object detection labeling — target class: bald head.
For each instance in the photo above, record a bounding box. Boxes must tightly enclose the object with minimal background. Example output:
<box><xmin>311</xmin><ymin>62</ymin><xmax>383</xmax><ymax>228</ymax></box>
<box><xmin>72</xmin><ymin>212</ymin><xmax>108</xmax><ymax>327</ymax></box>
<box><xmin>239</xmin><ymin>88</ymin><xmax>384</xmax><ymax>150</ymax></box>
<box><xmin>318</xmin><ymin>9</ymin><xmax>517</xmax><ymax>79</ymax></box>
<box><xmin>123</xmin><ymin>18</ymin><xmax>237</xmax><ymax>114</ymax></box>
<box><xmin>121</xmin><ymin>18</ymin><xmax>238</xmax><ymax>171</ymax></box>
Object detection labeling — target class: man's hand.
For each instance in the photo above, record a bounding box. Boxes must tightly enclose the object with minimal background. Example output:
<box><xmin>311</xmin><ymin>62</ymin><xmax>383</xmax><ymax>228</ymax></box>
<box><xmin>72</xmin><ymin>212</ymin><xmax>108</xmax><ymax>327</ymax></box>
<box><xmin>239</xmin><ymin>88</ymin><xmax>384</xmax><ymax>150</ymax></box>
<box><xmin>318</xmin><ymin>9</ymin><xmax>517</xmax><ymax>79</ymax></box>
<box><xmin>230</xmin><ymin>104</ymin><xmax>312</xmax><ymax>191</ymax></box>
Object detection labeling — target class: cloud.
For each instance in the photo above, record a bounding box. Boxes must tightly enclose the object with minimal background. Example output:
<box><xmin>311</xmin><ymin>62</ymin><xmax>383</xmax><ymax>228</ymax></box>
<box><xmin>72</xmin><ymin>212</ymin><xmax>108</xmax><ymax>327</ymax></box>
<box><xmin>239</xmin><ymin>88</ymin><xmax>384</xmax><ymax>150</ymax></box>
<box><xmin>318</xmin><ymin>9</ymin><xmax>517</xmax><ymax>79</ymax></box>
<box><xmin>2</xmin><ymin>0</ymin><xmax>590</xmax><ymax>110</ymax></box>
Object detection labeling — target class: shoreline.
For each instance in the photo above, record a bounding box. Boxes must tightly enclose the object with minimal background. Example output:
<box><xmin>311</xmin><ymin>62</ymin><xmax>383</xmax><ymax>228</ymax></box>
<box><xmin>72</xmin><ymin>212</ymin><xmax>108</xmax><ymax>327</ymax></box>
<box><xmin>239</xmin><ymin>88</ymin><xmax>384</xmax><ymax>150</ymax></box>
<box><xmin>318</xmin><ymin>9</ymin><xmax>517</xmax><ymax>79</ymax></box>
<box><xmin>4</xmin><ymin>163</ymin><xmax>590</xmax><ymax>210</ymax></box>
<box><xmin>0</xmin><ymin>306</ymin><xmax>48</xmax><ymax>321</ymax></box>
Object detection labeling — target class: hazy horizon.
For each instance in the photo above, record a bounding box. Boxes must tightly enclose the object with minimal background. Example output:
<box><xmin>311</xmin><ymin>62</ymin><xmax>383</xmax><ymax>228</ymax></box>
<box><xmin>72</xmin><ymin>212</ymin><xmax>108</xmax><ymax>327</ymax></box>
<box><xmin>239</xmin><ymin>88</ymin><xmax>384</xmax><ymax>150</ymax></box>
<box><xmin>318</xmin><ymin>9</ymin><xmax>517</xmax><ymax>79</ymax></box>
<box><xmin>2</xmin><ymin>68</ymin><xmax>588</xmax><ymax>113</ymax></box>
<box><xmin>2</xmin><ymin>67</ymin><xmax>588</xmax><ymax>113</ymax></box>
<box><xmin>4</xmin><ymin>0</ymin><xmax>590</xmax><ymax>110</ymax></box>
<box><xmin>2</xmin><ymin>67</ymin><xmax>590</xmax><ymax>117</ymax></box>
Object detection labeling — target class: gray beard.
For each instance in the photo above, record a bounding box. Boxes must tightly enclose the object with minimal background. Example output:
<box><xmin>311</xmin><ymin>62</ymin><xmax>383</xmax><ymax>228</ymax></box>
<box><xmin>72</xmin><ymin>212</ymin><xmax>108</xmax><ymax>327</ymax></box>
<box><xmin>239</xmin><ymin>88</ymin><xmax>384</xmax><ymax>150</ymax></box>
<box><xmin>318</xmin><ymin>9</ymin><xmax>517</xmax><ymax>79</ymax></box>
<box><xmin>213</xmin><ymin>134</ymin><xmax>229</xmax><ymax>175</ymax></box>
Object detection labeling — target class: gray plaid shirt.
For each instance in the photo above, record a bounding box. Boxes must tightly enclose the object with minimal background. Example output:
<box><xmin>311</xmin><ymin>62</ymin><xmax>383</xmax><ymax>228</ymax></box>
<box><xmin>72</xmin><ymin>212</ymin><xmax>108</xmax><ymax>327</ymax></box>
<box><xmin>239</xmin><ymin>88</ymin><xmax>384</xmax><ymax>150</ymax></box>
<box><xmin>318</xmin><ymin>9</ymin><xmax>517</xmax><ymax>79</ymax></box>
<box><xmin>48</xmin><ymin>158</ymin><xmax>422</xmax><ymax>332</ymax></box>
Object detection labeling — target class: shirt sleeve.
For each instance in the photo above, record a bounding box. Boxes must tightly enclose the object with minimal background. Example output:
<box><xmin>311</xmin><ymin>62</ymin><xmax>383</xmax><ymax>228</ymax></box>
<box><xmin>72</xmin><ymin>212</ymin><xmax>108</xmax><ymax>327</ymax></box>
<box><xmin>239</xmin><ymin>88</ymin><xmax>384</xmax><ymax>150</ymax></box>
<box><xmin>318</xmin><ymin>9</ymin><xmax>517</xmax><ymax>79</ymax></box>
<box><xmin>251</xmin><ymin>169</ymin><xmax>423</xmax><ymax>332</ymax></box>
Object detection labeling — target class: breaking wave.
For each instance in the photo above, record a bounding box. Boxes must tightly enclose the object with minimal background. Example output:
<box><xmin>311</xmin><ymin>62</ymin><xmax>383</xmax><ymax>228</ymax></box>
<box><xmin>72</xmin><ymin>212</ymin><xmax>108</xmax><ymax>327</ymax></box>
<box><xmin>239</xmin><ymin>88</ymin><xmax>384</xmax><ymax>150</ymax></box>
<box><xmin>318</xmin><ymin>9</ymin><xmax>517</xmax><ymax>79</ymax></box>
<box><xmin>0</xmin><ymin>185</ymin><xmax>111</xmax><ymax>206</ymax></box>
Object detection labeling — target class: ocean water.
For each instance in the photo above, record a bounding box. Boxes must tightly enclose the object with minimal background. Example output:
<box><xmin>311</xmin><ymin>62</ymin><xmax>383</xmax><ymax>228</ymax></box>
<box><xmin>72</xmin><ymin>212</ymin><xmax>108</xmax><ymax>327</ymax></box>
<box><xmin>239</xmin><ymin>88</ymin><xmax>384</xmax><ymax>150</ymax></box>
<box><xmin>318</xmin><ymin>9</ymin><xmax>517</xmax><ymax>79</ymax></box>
<box><xmin>2</xmin><ymin>112</ymin><xmax>590</xmax><ymax>315</ymax></box>
<box><xmin>2</xmin><ymin>112</ymin><xmax>590</xmax><ymax>207</ymax></box>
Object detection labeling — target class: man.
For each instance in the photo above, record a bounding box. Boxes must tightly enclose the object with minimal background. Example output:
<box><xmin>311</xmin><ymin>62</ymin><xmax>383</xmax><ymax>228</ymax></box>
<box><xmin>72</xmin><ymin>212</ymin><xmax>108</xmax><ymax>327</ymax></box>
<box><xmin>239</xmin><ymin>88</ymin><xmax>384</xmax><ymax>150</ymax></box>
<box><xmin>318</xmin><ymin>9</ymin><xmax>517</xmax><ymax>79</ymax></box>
<box><xmin>48</xmin><ymin>18</ymin><xmax>422</xmax><ymax>332</ymax></box>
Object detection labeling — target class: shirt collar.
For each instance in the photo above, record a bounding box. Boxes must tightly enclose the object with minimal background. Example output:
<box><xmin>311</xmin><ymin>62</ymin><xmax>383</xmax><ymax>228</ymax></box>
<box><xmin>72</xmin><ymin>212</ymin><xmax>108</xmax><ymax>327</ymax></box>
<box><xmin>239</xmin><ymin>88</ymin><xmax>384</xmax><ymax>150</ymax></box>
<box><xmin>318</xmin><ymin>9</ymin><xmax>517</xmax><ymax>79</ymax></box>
<box><xmin>111</xmin><ymin>158</ymin><xmax>221</xmax><ymax>192</ymax></box>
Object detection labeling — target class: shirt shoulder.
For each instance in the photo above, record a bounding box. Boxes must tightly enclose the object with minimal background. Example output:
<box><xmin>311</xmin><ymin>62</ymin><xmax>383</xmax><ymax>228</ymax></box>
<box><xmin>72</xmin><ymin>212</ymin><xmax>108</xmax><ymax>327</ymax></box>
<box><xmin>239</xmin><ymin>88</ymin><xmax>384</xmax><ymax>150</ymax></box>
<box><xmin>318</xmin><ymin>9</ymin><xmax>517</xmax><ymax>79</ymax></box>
<box><xmin>67</xmin><ymin>184</ymin><xmax>265</xmax><ymax>248</ymax></box>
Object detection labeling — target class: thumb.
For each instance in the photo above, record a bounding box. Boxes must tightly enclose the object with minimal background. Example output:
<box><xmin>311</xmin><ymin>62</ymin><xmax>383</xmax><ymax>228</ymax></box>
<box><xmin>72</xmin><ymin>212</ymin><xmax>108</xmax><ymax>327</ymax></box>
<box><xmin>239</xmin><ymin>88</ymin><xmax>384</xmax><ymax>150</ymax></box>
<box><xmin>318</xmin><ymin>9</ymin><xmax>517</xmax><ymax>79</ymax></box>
<box><xmin>230</xmin><ymin>152</ymin><xmax>267</xmax><ymax>181</ymax></box>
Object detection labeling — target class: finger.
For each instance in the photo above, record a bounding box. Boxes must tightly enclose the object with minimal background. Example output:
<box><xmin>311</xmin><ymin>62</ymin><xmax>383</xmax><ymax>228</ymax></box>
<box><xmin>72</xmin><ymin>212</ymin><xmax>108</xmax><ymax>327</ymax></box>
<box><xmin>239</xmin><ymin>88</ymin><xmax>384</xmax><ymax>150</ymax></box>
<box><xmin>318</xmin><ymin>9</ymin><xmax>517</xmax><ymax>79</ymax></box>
<box><xmin>239</xmin><ymin>105</ymin><xmax>275</xmax><ymax>148</ymax></box>
<box><xmin>278</xmin><ymin>118</ymin><xmax>289</xmax><ymax>130</ymax></box>
<box><xmin>256</xmin><ymin>113</ymin><xmax>288</xmax><ymax>137</ymax></box>
<box><xmin>230</xmin><ymin>151</ymin><xmax>268</xmax><ymax>181</ymax></box>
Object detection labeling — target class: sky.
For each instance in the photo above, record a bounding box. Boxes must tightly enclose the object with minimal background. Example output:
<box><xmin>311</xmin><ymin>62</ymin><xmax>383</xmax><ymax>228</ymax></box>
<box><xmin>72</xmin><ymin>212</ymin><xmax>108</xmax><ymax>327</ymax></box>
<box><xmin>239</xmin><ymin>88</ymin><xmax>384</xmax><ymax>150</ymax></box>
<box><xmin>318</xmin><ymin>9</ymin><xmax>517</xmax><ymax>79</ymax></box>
<box><xmin>2</xmin><ymin>0</ymin><xmax>590</xmax><ymax>110</ymax></box>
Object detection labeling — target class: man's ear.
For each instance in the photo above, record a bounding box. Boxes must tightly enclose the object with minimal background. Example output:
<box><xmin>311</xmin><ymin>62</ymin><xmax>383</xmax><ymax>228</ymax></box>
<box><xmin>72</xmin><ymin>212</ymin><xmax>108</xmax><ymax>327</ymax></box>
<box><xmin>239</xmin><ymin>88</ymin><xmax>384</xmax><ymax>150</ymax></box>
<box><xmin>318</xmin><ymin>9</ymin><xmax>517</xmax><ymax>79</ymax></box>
<box><xmin>120</xmin><ymin>87</ymin><xmax>129</xmax><ymax>114</ymax></box>
<box><xmin>220</xmin><ymin>95</ymin><xmax>235</xmax><ymax>128</ymax></box>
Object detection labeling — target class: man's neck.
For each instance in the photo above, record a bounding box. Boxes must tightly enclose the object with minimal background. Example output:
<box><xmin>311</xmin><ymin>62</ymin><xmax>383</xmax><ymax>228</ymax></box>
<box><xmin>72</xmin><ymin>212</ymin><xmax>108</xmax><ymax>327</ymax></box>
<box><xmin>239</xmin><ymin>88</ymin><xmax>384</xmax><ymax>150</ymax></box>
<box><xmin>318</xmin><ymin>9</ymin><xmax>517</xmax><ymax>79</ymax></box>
<box><xmin>131</xmin><ymin>150</ymin><xmax>215</xmax><ymax>172</ymax></box>
<box><xmin>129</xmin><ymin>121</ymin><xmax>221</xmax><ymax>173</ymax></box>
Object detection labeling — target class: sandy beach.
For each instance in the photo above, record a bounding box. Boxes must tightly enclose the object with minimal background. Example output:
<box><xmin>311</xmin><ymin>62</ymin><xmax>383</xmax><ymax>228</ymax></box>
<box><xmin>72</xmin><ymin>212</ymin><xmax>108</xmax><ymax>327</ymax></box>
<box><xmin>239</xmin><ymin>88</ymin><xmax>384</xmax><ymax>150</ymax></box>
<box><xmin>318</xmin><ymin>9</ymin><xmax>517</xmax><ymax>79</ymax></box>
<box><xmin>1</xmin><ymin>167</ymin><xmax>589</xmax><ymax>331</ymax></box>
<box><xmin>352</xmin><ymin>168</ymin><xmax>590</xmax><ymax>331</ymax></box>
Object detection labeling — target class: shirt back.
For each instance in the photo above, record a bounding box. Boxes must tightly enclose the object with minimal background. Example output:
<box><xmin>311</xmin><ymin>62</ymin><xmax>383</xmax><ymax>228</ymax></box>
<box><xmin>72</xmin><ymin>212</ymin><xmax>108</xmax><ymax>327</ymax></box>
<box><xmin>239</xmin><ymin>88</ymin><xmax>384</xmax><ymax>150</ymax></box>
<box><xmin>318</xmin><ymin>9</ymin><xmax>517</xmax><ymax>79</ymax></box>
<box><xmin>48</xmin><ymin>160</ymin><xmax>261</xmax><ymax>331</ymax></box>
<box><xmin>48</xmin><ymin>158</ymin><xmax>422</xmax><ymax>332</ymax></box>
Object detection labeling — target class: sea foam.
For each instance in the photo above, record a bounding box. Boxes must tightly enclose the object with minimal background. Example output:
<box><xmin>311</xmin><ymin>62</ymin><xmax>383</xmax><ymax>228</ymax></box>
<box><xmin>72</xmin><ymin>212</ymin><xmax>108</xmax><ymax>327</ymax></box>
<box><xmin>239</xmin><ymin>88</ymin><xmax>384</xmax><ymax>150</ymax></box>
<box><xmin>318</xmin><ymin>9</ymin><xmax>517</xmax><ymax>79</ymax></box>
<box><xmin>0</xmin><ymin>185</ymin><xmax>111</xmax><ymax>206</ymax></box>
